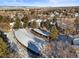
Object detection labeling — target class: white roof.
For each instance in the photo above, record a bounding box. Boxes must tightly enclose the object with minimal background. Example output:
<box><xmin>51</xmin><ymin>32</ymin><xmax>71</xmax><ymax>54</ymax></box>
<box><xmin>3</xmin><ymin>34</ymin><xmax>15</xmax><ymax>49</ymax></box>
<box><xmin>29</xmin><ymin>19</ymin><xmax>36</xmax><ymax>22</ymax></box>
<box><xmin>10</xmin><ymin>22</ymin><xmax>14</xmax><ymax>26</ymax></box>
<box><xmin>74</xmin><ymin>38</ymin><xmax>79</xmax><ymax>40</ymax></box>
<box><xmin>36</xmin><ymin>19</ymin><xmax>42</xmax><ymax>23</ymax></box>
<box><xmin>75</xmin><ymin>13</ymin><xmax>79</xmax><ymax>17</ymax></box>
<box><xmin>73</xmin><ymin>38</ymin><xmax>79</xmax><ymax>45</ymax></box>
<box><xmin>14</xmin><ymin>29</ymin><xmax>34</xmax><ymax>47</ymax></box>
<box><xmin>14</xmin><ymin>29</ymin><xmax>47</xmax><ymax>53</ymax></box>
<box><xmin>33</xmin><ymin>29</ymin><xmax>49</xmax><ymax>36</ymax></box>
<box><xmin>50</xmin><ymin>14</ymin><xmax>55</xmax><ymax>17</ymax></box>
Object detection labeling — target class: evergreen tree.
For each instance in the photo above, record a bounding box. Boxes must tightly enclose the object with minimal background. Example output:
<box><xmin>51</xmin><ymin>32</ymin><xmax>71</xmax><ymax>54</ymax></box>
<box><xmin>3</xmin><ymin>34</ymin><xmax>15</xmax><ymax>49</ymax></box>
<box><xmin>22</xmin><ymin>16</ymin><xmax>29</xmax><ymax>28</ymax></box>
<box><xmin>50</xmin><ymin>26</ymin><xmax>59</xmax><ymax>40</ymax></box>
<box><xmin>32</xmin><ymin>21</ymin><xmax>37</xmax><ymax>28</ymax></box>
<box><xmin>13</xmin><ymin>17</ymin><xmax>22</xmax><ymax>29</ymax></box>
<box><xmin>0</xmin><ymin>37</ymin><xmax>10</xmax><ymax>57</ymax></box>
<box><xmin>74</xmin><ymin>16</ymin><xmax>79</xmax><ymax>33</ymax></box>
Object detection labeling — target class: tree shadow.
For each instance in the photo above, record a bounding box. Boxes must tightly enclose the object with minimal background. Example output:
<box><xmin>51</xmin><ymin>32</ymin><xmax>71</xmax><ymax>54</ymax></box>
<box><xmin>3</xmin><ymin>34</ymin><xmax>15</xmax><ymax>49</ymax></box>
<box><xmin>27</xmin><ymin>41</ymin><xmax>41</xmax><ymax>58</ymax></box>
<box><xmin>57</xmin><ymin>35</ymin><xmax>73</xmax><ymax>45</ymax></box>
<box><xmin>27</xmin><ymin>37</ymin><xmax>48</xmax><ymax>58</ymax></box>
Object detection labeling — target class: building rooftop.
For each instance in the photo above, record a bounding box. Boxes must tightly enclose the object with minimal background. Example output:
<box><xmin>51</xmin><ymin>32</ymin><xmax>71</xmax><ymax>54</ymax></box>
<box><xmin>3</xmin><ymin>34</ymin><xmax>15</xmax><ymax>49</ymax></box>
<box><xmin>14</xmin><ymin>29</ymin><xmax>47</xmax><ymax>54</ymax></box>
<box><xmin>33</xmin><ymin>29</ymin><xmax>50</xmax><ymax>37</ymax></box>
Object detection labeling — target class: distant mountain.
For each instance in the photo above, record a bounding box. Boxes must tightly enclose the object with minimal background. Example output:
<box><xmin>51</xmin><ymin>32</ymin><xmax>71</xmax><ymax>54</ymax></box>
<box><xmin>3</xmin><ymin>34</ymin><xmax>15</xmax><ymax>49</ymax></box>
<box><xmin>0</xmin><ymin>6</ymin><xmax>79</xmax><ymax>10</ymax></box>
<box><xmin>0</xmin><ymin>6</ymin><xmax>44</xmax><ymax>10</ymax></box>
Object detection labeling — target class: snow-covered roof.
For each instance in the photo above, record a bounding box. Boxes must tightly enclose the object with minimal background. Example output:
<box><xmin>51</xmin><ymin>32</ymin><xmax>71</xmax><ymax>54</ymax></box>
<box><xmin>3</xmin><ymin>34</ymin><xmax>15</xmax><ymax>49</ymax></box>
<box><xmin>43</xmin><ymin>19</ymin><xmax>47</xmax><ymax>22</ymax></box>
<box><xmin>74</xmin><ymin>38</ymin><xmax>79</xmax><ymax>41</ymax></box>
<box><xmin>33</xmin><ymin>29</ymin><xmax>50</xmax><ymax>36</ymax></box>
<box><xmin>14</xmin><ymin>29</ymin><xmax>47</xmax><ymax>54</ymax></box>
<box><xmin>50</xmin><ymin>14</ymin><xmax>55</xmax><ymax>17</ymax></box>
<box><xmin>73</xmin><ymin>38</ymin><xmax>79</xmax><ymax>45</ymax></box>
<box><xmin>75</xmin><ymin>13</ymin><xmax>79</xmax><ymax>17</ymax></box>
<box><xmin>10</xmin><ymin>22</ymin><xmax>15</xmax><ymax>26</ymax></box>
<box><xmin>36</xmin><ymin>19</ymin><xmax>42</xmax><ymax>23</ymax></box>
<box><xmin>14</xmin><ymin>29</ymin><xmax>34</xmax><ymax>47</ymax></box>
<box><xmin>10</xmin><ymin>14</ymin><xmax>15</xmax><ymax>18</ymax></box>
<box><xmin>29</xmin><ymin>19</ymin><xmax>36</xmax><ymax>22</ymax></box>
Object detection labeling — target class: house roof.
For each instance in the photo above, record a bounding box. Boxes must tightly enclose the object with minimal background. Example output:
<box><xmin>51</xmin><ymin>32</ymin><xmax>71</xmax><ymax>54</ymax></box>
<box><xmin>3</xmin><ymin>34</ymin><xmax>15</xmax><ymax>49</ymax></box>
<box><xmin>33</xmin><ymin>29</ymin><xmax>50</xmax><ymax>36</ymax></box>
<box><xmin>14</xmin><ymin>29</ymin><xmax>47</xmax><ymax>54</ymax></box>
<box><xmin>73</xmin><ymin>38</ymin><xmax>79</xmax><ymax>45</ymax></box>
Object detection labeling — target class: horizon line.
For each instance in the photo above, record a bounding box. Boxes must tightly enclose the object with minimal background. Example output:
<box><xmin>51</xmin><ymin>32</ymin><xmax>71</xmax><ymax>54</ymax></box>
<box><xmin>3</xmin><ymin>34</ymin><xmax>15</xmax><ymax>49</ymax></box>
<box><xmin>0</xmin><ymin>5</ymin><xmax>79</xmax><ymax>7</ymax></box>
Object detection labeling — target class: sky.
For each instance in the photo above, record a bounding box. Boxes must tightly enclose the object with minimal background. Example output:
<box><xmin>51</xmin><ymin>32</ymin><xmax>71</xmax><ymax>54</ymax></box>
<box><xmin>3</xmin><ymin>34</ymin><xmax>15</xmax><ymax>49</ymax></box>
<box><xmin>0</xmin><ymin>0</ymin><xmax>79</xmax><ymax>7</ymax></box>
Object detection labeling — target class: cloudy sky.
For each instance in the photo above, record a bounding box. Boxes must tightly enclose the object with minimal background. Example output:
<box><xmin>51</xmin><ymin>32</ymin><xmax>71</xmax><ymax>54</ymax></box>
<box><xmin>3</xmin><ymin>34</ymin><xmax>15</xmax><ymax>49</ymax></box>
<box><xmin>0</xmin><ymin>0</ymin><xmax>79</xmax><ymax>7</ymax></box>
